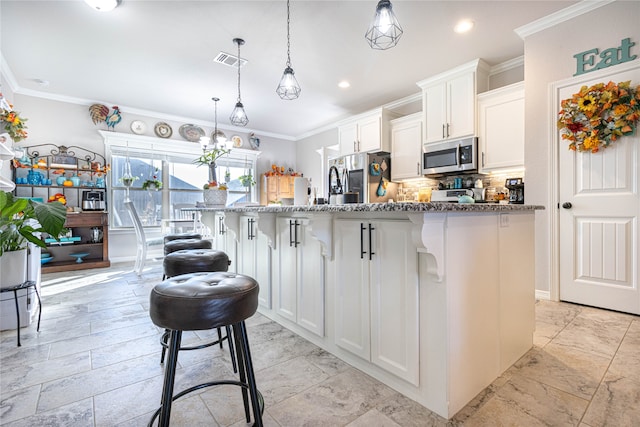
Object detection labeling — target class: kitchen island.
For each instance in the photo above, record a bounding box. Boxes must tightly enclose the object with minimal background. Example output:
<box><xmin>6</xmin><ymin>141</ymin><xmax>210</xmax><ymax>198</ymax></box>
<box><xmin>193</xmin><ymin>202</ymin><xmax>542</xmax><ymax>419</ymax></box>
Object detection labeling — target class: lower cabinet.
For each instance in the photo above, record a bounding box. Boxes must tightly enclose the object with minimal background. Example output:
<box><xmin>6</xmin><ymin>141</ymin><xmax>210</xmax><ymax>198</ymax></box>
<box><xmin>212</xmin><ymin>213</ymin><xmax>237</xmax><ymax>273</ymax></box>
<box><xmin>274</xmin><ymin>217</ymin><xmax>325</xmax><ymax>337</ymax></box>
<box><xmin>334</xmin><ymin>219</ymin><xmax>419</xmax><ymax>385</ymax></box>
<box><xmin>237</xmin><ymin>215</ymin><xmax>271</xmax><ymax>308</ymax></box>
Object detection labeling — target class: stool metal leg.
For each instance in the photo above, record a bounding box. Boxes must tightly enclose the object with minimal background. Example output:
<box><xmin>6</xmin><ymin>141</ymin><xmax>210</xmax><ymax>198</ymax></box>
<box><xmin>12</xmin><ymin>289</ymin><xmax>21</xmax><ymax>347</ymax></box>
<box><xmin>226</xmin><ymin>325</ymin><xmax>238</xmax><ymax>373</ymax></box>
<box><xmin>232</xmin><ymin>324</ymin><xmax>251</xmax><ymax>423</ymax></box>
<box><xmin>238</xmin><ymin>321</ymin><xmax>263</xmax><ymax>427</ymax></box>
<box><xmin>158</xmin><ymin>330</ymin><xmax>182</xmax><ymax>427</ymax></box>
<box><xmin>33</xmin><ymin>284</ymin><xmax>42</xmax><ymax>332</ymax></box>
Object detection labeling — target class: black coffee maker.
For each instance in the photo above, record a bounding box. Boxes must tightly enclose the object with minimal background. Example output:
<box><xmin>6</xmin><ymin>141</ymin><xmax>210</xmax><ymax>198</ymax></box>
<box><xmin>505</xmin><ymin>178</ymin><xmax>525</xmax><ymax>204</ymax></box>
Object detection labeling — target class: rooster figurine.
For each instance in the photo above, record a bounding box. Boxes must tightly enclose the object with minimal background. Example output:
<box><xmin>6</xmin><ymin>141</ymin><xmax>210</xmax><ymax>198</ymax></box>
<box><xmin>105</xmin><ymin>106</ymin><xmax>122</xmax><ymax>131</ymax></box>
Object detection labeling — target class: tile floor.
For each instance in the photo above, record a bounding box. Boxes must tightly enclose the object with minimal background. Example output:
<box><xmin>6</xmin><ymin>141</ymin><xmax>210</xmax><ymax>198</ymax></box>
<box><xmin>1</xmin><ymin>261</ymin><xmax>639</xmax><ymax>426</ymax></box>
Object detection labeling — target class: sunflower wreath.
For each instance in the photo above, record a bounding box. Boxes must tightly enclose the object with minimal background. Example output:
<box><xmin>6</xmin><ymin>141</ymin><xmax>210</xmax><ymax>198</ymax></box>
<box><xmin>557</xmin><ymin>80</ymin><xmax>640</xmax><ymax>153</ymax></box>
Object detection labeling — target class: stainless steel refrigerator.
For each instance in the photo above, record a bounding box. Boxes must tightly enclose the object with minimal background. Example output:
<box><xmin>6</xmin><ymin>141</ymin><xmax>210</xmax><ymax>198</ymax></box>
<box><xmin>328</xmin><ymin>152</ymin><xmax>397</xmax><ymax>203</ymax></box>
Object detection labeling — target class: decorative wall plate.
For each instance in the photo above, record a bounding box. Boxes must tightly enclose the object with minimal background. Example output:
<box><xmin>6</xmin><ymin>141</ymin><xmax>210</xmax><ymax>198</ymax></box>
<box><xmin>130</xmin><ymin>120</ymin><xmax>146</xmax><ymax>135</ymax></box>
<box><xmin>154</xmin><ymin>122</ymin><xmax>173</xmax><ymax>138</ymax></box>
<box><xmin>249</xmin><ymin>134</ymin><xmax>260</xmax><ymax>150</ymax></box>
<box><xmin>179</xmin><ymin>124</ymin><xmax>205</xmax><ymax>142</ymax></box>
<box><xmin>231</xmin><ymin>135</ymin><xmax>244</xmax><ymax>148</ymax></box>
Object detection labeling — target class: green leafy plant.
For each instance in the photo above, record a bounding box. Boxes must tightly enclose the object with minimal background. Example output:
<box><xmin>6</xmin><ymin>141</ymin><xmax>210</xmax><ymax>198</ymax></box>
<box><xmin>0</xmin><ymin>191</ymin><xmax>67</xmax><ymax>256</ymax></box>
<box><xmin>238</xmin><ymin>174</ymin><xmax>256</xmax><ymax>187</ymax></box>
<box><xmin>142</xmin><ymin>179</ymin><xmax>162</xmax><ymax>190</ymax></box>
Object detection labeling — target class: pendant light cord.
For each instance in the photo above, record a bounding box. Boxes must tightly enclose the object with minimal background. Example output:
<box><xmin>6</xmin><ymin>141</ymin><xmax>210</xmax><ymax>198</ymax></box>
<box><xmin>236</xmin><ymin>40</ymin><xmax>242</xmax><ymax>103</ymax></box>
<box><xmin>286</xmin><ymin>0</ymin><xmax>291</xmax><ymax>67</ymax></box>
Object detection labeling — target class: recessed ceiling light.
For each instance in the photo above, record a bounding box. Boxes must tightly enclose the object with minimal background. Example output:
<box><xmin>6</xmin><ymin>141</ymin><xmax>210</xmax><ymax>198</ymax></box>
<box><xmin>338</xmin><ymin>81</ymin><xmax>351</xmax><ymax>89</ymax></box>
<box><xmin>32</xmin><ymin>79</ymin><xmax>50</xmax><ymax>87</ymax></box>
<box><xmin>84</xmin><ymin>0</ymin><xmax>121</xmax><ymax>12</ymax></box>
<box><xmin>454</xmin><ymin>19</ymin><xmax>474</xmax><ymax>34</ymax></box>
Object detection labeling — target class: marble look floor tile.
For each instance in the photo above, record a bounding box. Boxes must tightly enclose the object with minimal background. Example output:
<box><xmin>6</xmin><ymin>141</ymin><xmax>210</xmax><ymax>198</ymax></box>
<box><xmin>0</xmin><ymin>342</ymin><xmax>51</xmax><ymax>369</ymax></box>
<box><xmin>2</xmin><ymin>397</ymin><xmax>94</xmax><ymax>427</ymax></box>
<box><xmin>0</xmin><ymin>384</ymin><xmax>41</xmax><ymax>424</ymax></box>
<box><xmin>254</xmin><ymin>355</ymin><xmax>330</xmax><ymax>407</ymax></box>
<box><xmin>91</xmin><ymin>334</ymin><xmax>161</xmax><ymax>368</ymax></box>
<box><xmin>1</xmin><ymin>351</ymin><xmax>91</xmax><ymax>393</ymax></box>
<box><xmin>37</xmin><ymin>353</ymin><xmax>165</xmax><ymax>412</ymax></box>
<box><xmin>534</xmin><ymin>300</ymin><xmax>582</xmax><ymax>327</ymax></box>
<box><xmin>200</xmin><ymin>384</ymin><xmax>261</xmax><ymax>426</ymax></box>
<box><xmin>346</xmin><ymin>408</ymin><xmax>401</xmax><ymax>426</ymax></box>
<box><xmin>375</xmin><ymin>393</ymin><xmax>451</xmax><ymax>427</ymax></box>
<box><xmin>48</xmin><ymin>322</ymin><xmax>158</xmax><ymax>358</ymax></box>
<box><xmin>533</xmin><ymin>320</ymin><xmax>565</xmax><ymax>348</ymax></box>
<box><xmin>268</xmin><ymin>367</ymin><xmax>396</xmax><ymax>426</ymax></box>
<box><xmin>303</xmin><ymin>347</ymin><xmax>351</xmax><ymax>377</ymax></box>
<box><xmin>582</xmin><ymin>372</ymin><xmax>640</xmax><ymax>427</ymax></box>
<box><xmin>464</xmin><ymin>374</ymin><xmax>588</xmax><ymax>427</ymax></box>
<box><xmin>512</xmin><ymin>344</ymin><xmax>609</xmax><ymax>400</ymax></box>
<box><xmin>229</xmin><ymin>410</ymin><xmax>280</xmax><ymax>427</ymax></box>
<box><xmin>93</xmin><ymin>376</ymin><xmax>165</xmax><ymax>426</ymax></box>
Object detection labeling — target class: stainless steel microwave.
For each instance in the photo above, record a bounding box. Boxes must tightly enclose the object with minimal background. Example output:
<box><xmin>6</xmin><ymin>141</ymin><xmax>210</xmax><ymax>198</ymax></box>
<box><xmin>422</xmin><ymin>137</ymin><xmax>478</xmax><ymax>175</ymax></box>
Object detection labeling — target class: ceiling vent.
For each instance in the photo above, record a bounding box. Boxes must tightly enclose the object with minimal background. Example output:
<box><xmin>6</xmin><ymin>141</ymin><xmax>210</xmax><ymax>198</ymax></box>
<box><xmin>213</xmin><ymin>52</ymin><xmax>248</xmax><ymax>68</ymax></box>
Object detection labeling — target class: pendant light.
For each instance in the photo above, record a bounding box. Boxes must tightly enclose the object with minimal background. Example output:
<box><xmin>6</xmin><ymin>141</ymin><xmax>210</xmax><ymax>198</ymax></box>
<box><xmin>210</xmin><ymin>97</ymin><xmax>227</xmax><ymax>148</ymax></box>
<box><xmin>276</xmin><ymin>0</ymin><xmax>301</xmax><ymax>100</ymax></box>
<box><xmin>365</xmin><ymin>0</ymin><xmax>403</xmax><ymax>50</ymax></box>
<box><xmin>230</xmin><ymin>38</ymin><xmax>249</xmax><ymax>127</ymax></box>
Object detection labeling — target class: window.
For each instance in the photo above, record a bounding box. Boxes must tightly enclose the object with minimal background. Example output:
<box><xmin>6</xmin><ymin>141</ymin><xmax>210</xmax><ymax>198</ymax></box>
<box><xmin>105</xmin><ymin>137</ymin><xmax>258</xmax><ymax>231</ymax></box>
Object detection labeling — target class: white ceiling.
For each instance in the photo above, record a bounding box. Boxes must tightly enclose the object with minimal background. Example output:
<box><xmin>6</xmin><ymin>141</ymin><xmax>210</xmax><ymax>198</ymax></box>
<box><xmin>0</xmin><ymin>0</ymin><xmax>577</xmax><ymax>140</ymax></box>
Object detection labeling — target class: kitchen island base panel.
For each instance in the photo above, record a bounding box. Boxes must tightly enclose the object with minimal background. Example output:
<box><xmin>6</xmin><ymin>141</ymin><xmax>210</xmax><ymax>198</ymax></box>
<box><xmin>196</xmin><ymin>204</ymin><xmax>538</xmax><ymax>419</ymax></box>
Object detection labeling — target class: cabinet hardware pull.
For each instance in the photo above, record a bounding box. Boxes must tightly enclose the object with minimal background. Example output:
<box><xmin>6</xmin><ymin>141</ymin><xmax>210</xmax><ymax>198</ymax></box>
<box><xmin>368</xmin><ymin>224</ymin><xmax>375</xmax><ymax>260</ymax></box>
<box><xmin>417</xmin><ymin>162</ymin><xmax>420</xmax><ymax>175</ymax></box>
<box><xmin>447</xmin><ymin>123</ymin><xmax>450</xmax><ymax>138</ymax></box>
<box><xmin>294</xmin><ymin>220</ymin><xmax>300</xmax><ymax>248</ymax></box>
<box><xmin>442</xmin><ymin>124</ymin><xmax>445</xmax><ymax>139</ymax></box>
<box><xmin>289</xmin><ymin>220</ymin><xmax>294</xmax><ymax>247</ymax></box>
<box><xmin>360</xmin><ymin>223</ymin><xmax>366</xmax><ymax>259</ymax></box>
<box><xmin>482</xmin><ymin>152</ymin><xmax>485</xmax><ymax>168</ymax></box>
<box><xmin>353</xmin><ymin>141</ymin><xmax>356</xmax><ymax>153</ymax></box>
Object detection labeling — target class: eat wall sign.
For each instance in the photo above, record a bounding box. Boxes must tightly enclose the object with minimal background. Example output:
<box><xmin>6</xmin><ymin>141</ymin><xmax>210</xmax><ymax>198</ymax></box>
<box><xmin>574</xmin><ymin>38</ymin><xmax>637</xmax><ymax>76</ymax></box>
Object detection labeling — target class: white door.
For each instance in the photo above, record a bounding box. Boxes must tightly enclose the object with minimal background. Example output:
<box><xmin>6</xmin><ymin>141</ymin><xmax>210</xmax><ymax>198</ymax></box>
<box><xmin>424</xmin><ymin>83</ymin><xmax>446</xmax><ymax>143</ymax></box>
<box><xmin>358</xmin><ymin>114</ymin><xmax>382</xmax><ymax>153</ymax></box>
<box><xmin>558</xmin><ymin>64</ymin><xmax>640</xmax><ymax>314</ymax></box>
<box><xmin>275</xmin><ymin>218</ymin><xmax>298</xmax><ymax>322</ymax></box>
<box><xmin>391</xmin><ymin>113</ymin><xmax>423</xmax><ymax>180</ymax></box>
<box><xmin>297</xmin><ymin>221</ymin><xmax>325</xmax><ymax>337</ymax></box>
<box><xmin>447</xmin><ymin>72</ymin><xmax>475</xmax><ymax>140</ymax></box>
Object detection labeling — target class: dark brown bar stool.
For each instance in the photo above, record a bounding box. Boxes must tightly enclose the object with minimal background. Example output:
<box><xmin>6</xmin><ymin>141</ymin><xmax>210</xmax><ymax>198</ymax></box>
<box><xmin>163</xmin><ymin>232</ymin><xmax>202</xmax><ymax>245</ymax></box>
<box><xmin>163</xmin><ymin>238</ymin><xmax>211</xmax><ymax>256</ymax></box>
<box><xmin>160</xmin><ymin>249</ymin><xmax>234</xmax><ymax>367</ymax></box>
<box><xmin>149</xmin><ymin>272</ymin><xmax>263</xmax><ymax>427</ymax></box>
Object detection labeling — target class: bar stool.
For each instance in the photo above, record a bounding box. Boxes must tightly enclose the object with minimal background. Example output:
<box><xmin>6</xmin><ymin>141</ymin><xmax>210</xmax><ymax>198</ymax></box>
<box><xmin>160</xmin><ymin>249</ymin><xmax>234</xmax><ymax>366</ymax></box>
<box><xmin>0</xmin><ymin>280</ymin><xmax>41</xmax><ymax>347</ymax></box>
<box><xmin>163</xmin><ymin>232</ymin><xmax>202</xmax><ymax>245</ymax></box>
<box><xmin>163</xmin><ymin>238</ymin><xmax>212</xmax><ymax>256</ymax></box>
<box><xmin>149</xmin><ymin>272</ymin><xmax>263</xmax><ymax>427</ymax></box>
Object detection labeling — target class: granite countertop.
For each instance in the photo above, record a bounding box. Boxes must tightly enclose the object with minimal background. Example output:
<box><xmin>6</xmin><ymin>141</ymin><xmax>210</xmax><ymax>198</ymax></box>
<box><xmin>191</xmin><ymin>202</ymin><xmax>544</xmax><ymax>214</ymax></box>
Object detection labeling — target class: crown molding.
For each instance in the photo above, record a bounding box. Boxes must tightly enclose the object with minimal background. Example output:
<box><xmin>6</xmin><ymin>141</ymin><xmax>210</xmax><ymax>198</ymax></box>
<box><xmin>515</xmin><ymin>0</ymin><xmax>617</xmax><ymax>39</ymax></box>
<box><xmin>489</xmin><ymin>56</ymin><xmax>524</xmax><ymax>76</ymax></box>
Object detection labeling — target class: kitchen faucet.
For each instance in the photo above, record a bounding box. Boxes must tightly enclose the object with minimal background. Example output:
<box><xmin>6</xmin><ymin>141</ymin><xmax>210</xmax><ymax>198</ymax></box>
<box><xmin>328</xmin><ymin>166</ymin><xmax>342</xmax><ymax>201</ymax></box>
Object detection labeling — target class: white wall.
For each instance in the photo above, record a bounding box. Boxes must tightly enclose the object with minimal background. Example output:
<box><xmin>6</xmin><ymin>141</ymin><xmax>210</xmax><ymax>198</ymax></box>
<box><xmin>523</xmin><ymin>1</ymin><xmax>639</xmax><ymax>294</ymax></box>
<box><xmin>296</xmin><ymin>127</ymin><xmax>338</xmax><ymax>197</ymax></box>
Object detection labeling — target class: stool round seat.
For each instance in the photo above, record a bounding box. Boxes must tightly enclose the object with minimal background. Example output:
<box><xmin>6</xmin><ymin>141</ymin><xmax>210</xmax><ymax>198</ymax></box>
<box><xmin>150</xmin><ymin>272</ymin><xmax>259</xmax><ymax>331</ymax></box>
<box><xmin>163</xmin><ymin>249</ymin><xmax>230</xmax><ymax>278</ymax></box>
<box><xmin>164</xmin><ymin>238</ymin><xmax>211</xmax><ymax>255</ymax></box>
<box><xmin>164</xmin><ymin>232</ymin><xmax>202</xmax><ymax>244</ymax></box>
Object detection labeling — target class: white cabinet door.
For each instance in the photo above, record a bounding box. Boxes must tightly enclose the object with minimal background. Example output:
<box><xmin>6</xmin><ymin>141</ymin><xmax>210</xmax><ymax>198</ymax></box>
<box><xmin>447</xmin><ymin>72</ymin><xmax>475</xmax><ymax>140</ymax></box>
<box><xmin>276</xmin><ymin>218</ymin><xmax>298</xmax><ymax>322</ymax></box>
<box><xmin>213</xmin><ymin>214</ymin><xmax>237</xmax><ymax>273</ymax></box>
<box><xmin>369</xmin><ymin>220</ymin><xmax>419</xmax><ymax>385</ymax></box>
<box><xmin>334</xmin><ymin>220</ymin><xmax>370</xmax><ymax>360</ymax></box>
<box><xmin>391</xmin><ymin>113</ymin><xmax>423</xmax><ymax>180</ymax></box>
<box><xmin>237</xmin><ymin>215</ymin><xmax>256</xmax><ymax>275</ymax></box>
<box><xmin>296</xmin><ymin>220</ymin><xmax>325</xmax><ymax>336</ymax></box>
<box><xmin>237</xmin><ymin>216</ymin><xmax>270</xmax><ymax>307</ymax></box>
<box><xmin>255</xmin><ymin>231</ymin><xmax>272</xmax><ymax>309</ymax></box>
<box><xmin>275</xmin><ymin>217</ymin><xmax>325</xmax><ymax>335</ymax></box>
<box><xmin>339</xmin><ymin>122</ymin><xmax>358</xmax><ymax>155</ymax></box>
<box><xmin>424</xmin><ymin>84</ymin><xmax>447</xmax><ymax>143</ymax></box>
<box><xmin>358</xmin><ymin>114</ymin><xmax>382</xmax><ymax>153</ymax></box>
<box><xmin>478</xmin><ymin>82</ymin><xmax>525</xmax><ymax>172</ymax></box>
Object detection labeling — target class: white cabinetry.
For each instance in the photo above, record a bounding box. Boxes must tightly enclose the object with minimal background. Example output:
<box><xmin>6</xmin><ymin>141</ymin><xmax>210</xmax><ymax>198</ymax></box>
<box><xmin>477</xmin><ymin>82</ymin><xmax>525</xmax><ymax>172</ymax></box>
<box><xmin>237</xmin><ymin>215</ymin><xmax>271</xmax><ymax>308</ymax></box>
<box><xmin>274</xmin><ymin>217</ymin><xmax>324</xmax><ymax>336</ymax></box>
<box><xmin>334</xmin><ymin>219</ymin><xmax>419</xmax><ymax>385</ymax></box>
<box><xmin>338</xmin><ymin>109</ymin><xmax>396</xmax><ymax>155</ymax></box>
<box><xmin>390</xmin><ymin>113</ymin><xmax>423</xmax><ymax>180</ymax></box>
<box><xmin>212</xmin><ymin>213</ymin><xmax>237</xmax><ymax>273</ymax></box>
<box><xmin>417</xmin><ymin>59</ymin><xmax>489</xmax><ymax>144</ymax></box>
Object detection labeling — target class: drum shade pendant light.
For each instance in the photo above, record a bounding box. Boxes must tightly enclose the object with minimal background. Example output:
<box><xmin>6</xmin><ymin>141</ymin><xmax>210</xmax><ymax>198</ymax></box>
<box><xmin>230</xmin><ymin>38</ymin><xmax>249</xmax><ymax>127</ymax></box>
<box><xmin>208</xmin><ymin>97</ymin><xmax>227</xmax><ymax>149</ymax></box>
<box><xmin>276</xmin><ymin>0</ymin><xmax>301</xmax><ymax>100</ymax></box>
<box><xmin>365</xmin><ymin>0</ymin><xmax>403</xmax><ymax>50</ymax></box>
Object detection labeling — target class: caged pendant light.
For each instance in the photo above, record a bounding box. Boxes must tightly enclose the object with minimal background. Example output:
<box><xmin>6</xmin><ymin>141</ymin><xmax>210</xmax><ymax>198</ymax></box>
<box><xmin>365</xmin><ymin>0</ymin><xmax>403</xmax><ymax>50</ymax></box>
<box><xmin>229</xmin><ymin>38</ymin><xmax>249</xmax><ymax>127</ymax></box>
<box><xmin>210</xmin><ymin>97</ymin><xmax>227</xmax><ymax>147</ymax></box>
<box><xmin>276</xmin><ymin>0</ymin><xmax>301</xmax><ymax>100</ymax></box>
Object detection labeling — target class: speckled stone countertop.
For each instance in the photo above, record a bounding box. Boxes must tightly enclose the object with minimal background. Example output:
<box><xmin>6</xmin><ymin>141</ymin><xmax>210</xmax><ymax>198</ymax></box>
<box><xmin>192</xmin><ymin>202</ymin><xmax>544</xmax><ymax>214</ymax></box>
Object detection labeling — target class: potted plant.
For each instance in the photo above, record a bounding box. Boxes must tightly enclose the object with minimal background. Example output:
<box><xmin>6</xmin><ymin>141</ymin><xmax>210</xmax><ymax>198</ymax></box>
<box><xmin>238</xmin><ymin>173</ymin><xmax>256</xmax><ymax>187</ymax></box>
<box><xmin>142</xmin><ymin>178</ymin><xmax>162</xmax><ymax>191</ymax></box>
<box><xmin>194</xmin><ymin>147</ymin><xmax>230</xmax><ymax>206</ymax></box>
<box><xmin>0</xmin><ymin>191</ymin><xmax>67</xmax><ymax>287</ymax></box>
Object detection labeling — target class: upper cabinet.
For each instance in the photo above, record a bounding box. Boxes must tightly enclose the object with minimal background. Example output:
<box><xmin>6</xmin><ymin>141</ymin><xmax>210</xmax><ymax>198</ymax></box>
<box><xmin>417</xmin><ymin>59</ymin><xmax>490</xmax><ymax>145</ymax></box>
<box><xmin>477</xmin><ymin>82</ymin><xmax>525</xmax><ymax>172</ymax></box>
<box><xmin>390</xmin><ymin>113</ymin><xmax>423</xmax><ymax>181</ymax></box>
<box><xmin>338</xmin><ymin>108</ymin><xmax>397</xmax><ymax>155</ymax></box>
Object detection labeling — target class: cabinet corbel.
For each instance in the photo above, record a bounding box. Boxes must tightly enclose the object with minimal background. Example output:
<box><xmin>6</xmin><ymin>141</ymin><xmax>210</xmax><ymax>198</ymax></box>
<box><xmin>408</xmin><ymin>213</ymin><xmax>446</xmax><ymax>281</ymax></box>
